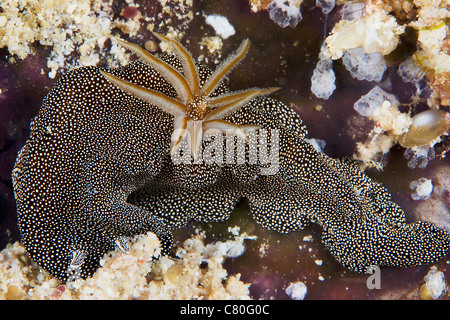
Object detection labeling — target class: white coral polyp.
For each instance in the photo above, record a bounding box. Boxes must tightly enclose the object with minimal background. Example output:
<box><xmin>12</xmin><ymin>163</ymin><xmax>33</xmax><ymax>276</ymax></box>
<box><xmin>324</xmin><ymin>9</ymin><xmax>405</xmax><ymax>59</ymax></box>
<box><xmin>415</xmin><ymin>25</ymin><xmax>450</xmax><ymax>73</ymax></box>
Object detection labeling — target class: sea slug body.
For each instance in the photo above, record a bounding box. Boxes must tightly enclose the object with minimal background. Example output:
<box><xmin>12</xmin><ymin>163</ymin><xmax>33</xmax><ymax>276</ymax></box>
<box><xmin>12</xmin><ymin>34</ymin><xmax>450</xmax><ymax>281</ymax></box>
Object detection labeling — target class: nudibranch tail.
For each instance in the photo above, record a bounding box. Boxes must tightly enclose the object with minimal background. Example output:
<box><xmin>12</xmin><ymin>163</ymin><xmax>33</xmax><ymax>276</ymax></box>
<box><xmin>322</xmin><ymin>216</ymin><xmax>450</xmax><ymax>273</ymax></box>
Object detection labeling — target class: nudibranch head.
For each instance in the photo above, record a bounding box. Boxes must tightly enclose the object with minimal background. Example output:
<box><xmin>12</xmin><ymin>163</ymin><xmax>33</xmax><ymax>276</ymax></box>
<box><xmin>100</xmin><ymin>33</ymin><xmax>279</xmax><ymax>160</ymax></box>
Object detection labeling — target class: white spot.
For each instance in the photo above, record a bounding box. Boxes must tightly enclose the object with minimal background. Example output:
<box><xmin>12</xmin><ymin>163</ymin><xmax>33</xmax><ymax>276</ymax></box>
<box><xmin>410</xmin><ymin>178</ymin><xmax>433</xmax><ymax>200</ymax></box>
<box><xmin>228</xmin><ymin>226</ymin><xmax>240</xmax><ymax>236</ymax></box>
<box><xmin>48</xmin><ymin>70</ymin><xmax>57</xmax><ymax>79</ymax></box>
<box><xmin>424</xmin><ymin>267</ymin><xmax>446</xmax><ymax>299</ymax></box>
<box><xmin>342</xmin><ymin>47</ymin><xmax>386</xmax><ymax>82</ymax></box>
<box><xmin>306</xmin><ymin>138</ymin><xmax>326</xmax><ymax>153</ymax></box>
<box><xmin>311</xmin><ymin>43</ymin><xmax>336</xmax><ymax>100</ymax></box>
<box><xmin>205</xmin><ymin>15</ymin><xmax>235</xmax><ymax>39</ymax></box>
<box><xmin>404</xmin><ymin>145</ymin><xmax>436</xmax><ymax>169</ymax></box>
<box><xmin>353</xmin><ymin>86</ymin><xmax>398</xmax><ymax>117</ymax></box>
<box><xmin>311</xmin><ymin>62</ymin><xmax>335</xmax><ymax>99</ymax></box>
<box><xmin>285</xmin><ymin>281</ymin><xmax>307</xmax><ymax>300</ymax></box>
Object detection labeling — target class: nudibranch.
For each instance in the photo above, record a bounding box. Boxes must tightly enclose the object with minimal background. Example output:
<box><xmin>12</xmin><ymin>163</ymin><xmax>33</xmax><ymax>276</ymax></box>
<box><xmin>12</xmin><ymin>33</ymin><xmax>450</xmax><ymax>282</ymax></box>
<box><xmin>100</xmin><ymin>34</ymin><xmax>277</xmax><ymax>160</ymax></box>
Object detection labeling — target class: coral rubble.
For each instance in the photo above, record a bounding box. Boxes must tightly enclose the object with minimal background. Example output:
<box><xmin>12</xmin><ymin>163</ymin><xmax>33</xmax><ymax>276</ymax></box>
<box><xmin>0</xmin><ymin>230</ymin><xmax>253</xmax><ymax>300</ymax></box>
<box><xmin>0</xmin><ymin>0</ymin><xmax>194</xmax><ymax>78</ymax></box>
